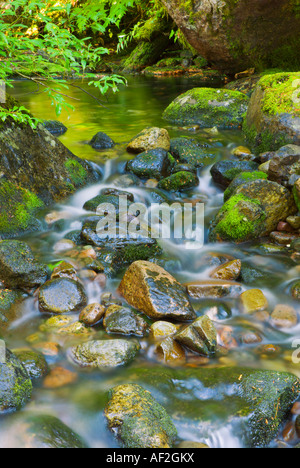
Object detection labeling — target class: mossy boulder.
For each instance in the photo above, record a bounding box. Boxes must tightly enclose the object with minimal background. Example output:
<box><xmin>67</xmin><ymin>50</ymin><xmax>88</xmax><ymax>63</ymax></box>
<box><xmin>170</xmin><ymin>137</ymin><xmax>216</xmax><ymax>168</ymax></box>
<box><xmin>126</xmin><ymin>148</ymin><xmax>174</xmax><ymax>180</ymax></box>
<box><xmin>122</xmin><ymin>37</ymin><xmax>170</xmax><ymax>73</ymax></box>
<box><xmin>13</xmin><ymin>349</ymin><xmax>49</xmax><ymax>380</ymax></box>
<box><xmin>0</xmin><ymin>240</ymin><xmax>48</xmax><ymax>289</ymax></box>
<box><xmin>68</xmin><ymin>339</ymin><xmax>140</xmax><ymax>369</ymax></box>
<box><xmin>0</xmin><ymin>348</ymin><xmax>32</xmax><ymax>414</ymax></box>
<box><xmin>243</xmin><ymin>73</ymin><xmax>300</xmax><ymax>154</ymax></box>
<box><xmin>39</xmin><ymin>278</ymin><xmax>87</xmax><ymax>314</ymax></box>
<box><xmin>163</xmin><ymin>88</ymin><xmax>249</xmax><ymax>129</ymax></box>
<box><xmin>5</xmin><ymin>413</ymin><xmax>87</xmax><ymax>448</ymax></box>
<box><xmin>211</xmin><ymin>160</ymin><xmax>259</xmax><ymax>188</ymax></box>
<box><xmin>105</xmin><ymin>384</ymin><xmax>177</xmax><ymax>448</ymax></box>
<box><xmin>210</xmin><ymin>180</ymin><xmax>297</xmax><ymax>242</ymax></box>
<box><xmin>161</xmin><ymin>0</ymin><xmax>300</xmax><ymax>74</ymax></box>
<box><xmin>0</xmin><ymin>179</ymin><xmax>45</xmax><ymax>237</ymax></box>
<box><xmin>118</xmin><ymin>261</ymin><xmax>196</xmax><ymax>322</ymax></box>
<box><xmin>109</xmin><ymin>365</ymin><xmax>300</xmax><ymax>447</ymax></box>
<box><xmin>158</xmin><ymin>171</ymin><xmax>199</xmax><ymax>192</ymax></box>
<box><xmin>224</xmin><ymin>171</ymin><xmax>268</xmax><ymax>202</ymax></box>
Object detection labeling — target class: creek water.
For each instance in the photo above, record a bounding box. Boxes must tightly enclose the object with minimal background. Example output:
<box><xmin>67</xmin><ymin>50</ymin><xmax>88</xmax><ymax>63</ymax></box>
<box><xmin>1</xmin><ymin>75</ymin><xmax>299</xmax><ymax>448</ymax></box>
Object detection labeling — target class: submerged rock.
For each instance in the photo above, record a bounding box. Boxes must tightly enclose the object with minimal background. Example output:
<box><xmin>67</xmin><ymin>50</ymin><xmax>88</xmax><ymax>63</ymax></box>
<box><xmin>69</xmin><ymin>339</ymin><xmax>140</xmax><ymax>369</ymax></box>
<box><xmin>163</xmin><ymin>88</ymin><xmax>249</xmax><ymax>128</ymax></box>
<box><xmin>0</xmin><ymin>348</ymin><xmax>32</xmax><ymax>414</ymax></box>
<box><xmin>0</xmin><ymin>289</ymin><xmax>26</xmax><ymax>332</ymax></box>
<box><xmin>109</xmin><ymin>366</ymin><xmax>300</xmax><ymax>447</ymax></box>
<box><xmin>0</xmin><ymin>240</ymin><xmax>48</xmax><ymax>289</ymax></box>
<box><xmin>105</xmin><ymin>384</ymin><xmax>177</xmax><ymax>448</ymax></box>
<box><xmin>39</xmin><ymin>278</ymin><xmax>87</xmax><ymax>314</ymax></box>
<box><xmin>4</xmin><ymin>413</ymin><xmax>87</xmax><ymax>448</ymax></box>
<box><xmin>13</xmin><ymin>349</ymin><xmax>49</xmax><ymax>380</ymax></box>
<box><xmin>43</xmin><ymin>120</ymin><xmax>67</xmax><ymax>136</ymax></box>
<box><xmin>118</xmin><ymin>261</ymin><xmax>196</xmax><ymax>322</ymax></box>
<box><xmin>240</xmin><ymin>289</ymin><xmax>269</xmax><ymax>314</ymax></box>
<box><xmin>127</xmin><ymin>127</ymin><xmax>170</xmax><ymax>153</ymax></box>
<box><xmin>89</xmin><ymin>131</ymin><xmax>115</xmax><ymax>150</ymax></box>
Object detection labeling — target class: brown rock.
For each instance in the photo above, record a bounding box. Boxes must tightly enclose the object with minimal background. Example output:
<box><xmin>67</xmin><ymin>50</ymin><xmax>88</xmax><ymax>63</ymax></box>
<box><xmin>79</xmin><ymin>303</ymin><xmax>105</xmax><ymax>326</ymax></box>
<box><xmin>210</xmin><ymin>259</ymin><xmax>242</xmax><ymax>281</ymax></box>
<box><xmin>187</xmin><ymin>280</ymin><xmax>243</xmax><ymax>299</ymax></box>
<box><xmin>240</xmin><ymin>289</ymin><xmax>268</xmax><ymax>314</ymax></box>
<box><xmin>127</xmin><ymin>127</ymin><xmax>170</xmax><ymax>154</ymax></box>
<box><xmin>271</xmin><ymin>304</ymin><xmax>298</xmax><ymax>329</ymax></box>
<box><xmin>43</xmin><ymin>366</ymin><xmax>77</xmax><ymax>389</ymax></box>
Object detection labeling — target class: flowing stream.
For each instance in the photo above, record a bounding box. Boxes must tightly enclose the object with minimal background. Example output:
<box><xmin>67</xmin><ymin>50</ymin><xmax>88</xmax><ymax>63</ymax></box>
<box><xmin>1</xmin><ymin>75</ymin><xmax>299</xmax><ymax>448</ymax></box>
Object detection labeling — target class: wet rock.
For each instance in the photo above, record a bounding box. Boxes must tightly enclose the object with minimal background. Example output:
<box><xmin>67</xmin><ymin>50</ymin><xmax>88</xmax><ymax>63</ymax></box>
<box><xmin>211</xmin><ymin>160</ymin><xmax>259</xmax><ymax>188</ymax></box>
<box><xmin>156</xmin><ymin>337</ymin><xmax>186</xmax><ymax>364</ymax></box>
<box><xmin>150</xmin><ymin>321</ymin><xmax>178</xmax><ymax>340</ymax></box>
<box><xmin>0</xmin><ymin>348</ymin><xmax>32</xmax><ymax>414</ymax></box>
<box><xmin>39</xmin><ymin>315</ymin><xmax>92</xmax><ymax>337</ymax></box>
<box><xmin>126</xmin><ymin>148</ymin><xmax>174</xmax><ymax>180</ymax></box>
<box><xmin>43</xmin><ymin>366</ymin><xmax>78</xmax><ymax>389</ymax></box>
<box><xmin>0</xmin><ymin>289</ymin><xmax>27</xmax><ymax>332</ymax></box>
<box><xmin>103</xmin><ymin>305</ymin><xmax>149</xmax><ymax>337</ymax></box>
<box><xmin>210</xmin><ymin>179</ymin><xmax>297</xmax><ymax>242</ymax></box>
<box><xmin>158</xmin><ymin>171</ymin><xmax>199</xmax><ymax>192</ymax></box>
<box><xmin>127</xmin><ymin>127</ymin><xmax>170</xmax><ymax>154</ymax></box>
<box><xmin>83</xmin><ymin>193</ymin><xmax>122</xmax><ymax>213</ymax></box>
<box><xmin>118</xmin><ymin>261</ymin><xmax>196</xmax><ymax>322</ymax></box>
<box><xmin>89</xmin><ymin>131</ymin><xmax>115</xmax><ymax>150</ymax></box>
<box><xmin>175</xmin><ymin>315</ymin><xmax>217</xmax><ymax>356</ymax></box>
<box><xmin>270</xmin><ymin>231</ymin><xmax>299</xmax><ymax>245</ymax></box>
<box><xmin>0</xmin><ymin>240</ymin><xmax>48</xmax><ymax>289</ymax></box>
<box><xmin>53</xmin><ymin>239</ymin><xmax>76</xmax><ymax>252</ymax></box>
<box><xmin>39</xmin><ymin>278</ymin><xmax>87</xmax><ymax>314</ymax></box>
<box><xmin>4</xmin><ymin>413</ymin><xmax>87</xmax><ymax>448</ymax></box>
<box><xmin>113</xmin><ymin>173</ymin><xmax>143</xmax><ymax>188</ymax></box>
<box><xmin>101</xmin><ymin>292</ymin><xmax>122</xmax><ymax>308</ymax></box>
<box><xmin>110</xmin><ymin>366</ymin><xmax>300</xmax><ymax>447</ymax></box>
<box><xmin>100</xmin><ymin>187</ymin><xmax>134</xmax><ymax>201</ymax></box>
<box><xmin>294</xmin><ymin>178</ymin><xmax>300</xmax><ymax>211</ymax></box>
<box><xmin>13</xmin><ymin>349</ymin><xmax>49</xmax><ymax>380</ymax></box>
<box><xmin>163</xmin><ymin>88</ymin><xmax>249</xmax><ymax>129</ymax></box>
<box><xmin>291</xmin><ymin>281</ymin><xmax>300</xmax><ymax>300</ymax></box>
<box><xmin>105</xmin><ymin>384</ymin><xmax>177</xmax><ymax>448</ymax></box>
<box><xmin>271</xmin><ymin>305</ymin><xmax>298</xmax><ymax>329</ymax></box>
<box><xmin>69</xmin><ymin>339</ymin><xmax>140</xmax><ymax>369</ymax></box>
<box><xmin>268</xmin><ymin>146</ymin><xmax>300</xmax><ymax>184</ymax></box>
<box><xmin>240</xmin><ymin>289</ymin><xmax>268</xmax><ymax>314</ymax></box>
<box><xmin>170</xmin><ymin>137</ymin><xmax>214</xmax><ymax>168</ymax></box>
<box><xmin>223</xmin><ymin>171</ymin><xmax>268</xmax><ymax>202</ymax></box>
<box><xmin>287</xmin><ymin>216</ymin><xmax>300</xmax><ymax>230</ymax></box>
<box><xmin>43</xmin><ymin>120</ymin><xmax>67</xmax><ymax>136</ymax></box>
<box><xmin>51</xmin><ymin>261</ymin><xmax>78</xmax><ymax>281</ymax></box>
<box><xmin>240</xmin><ymin>262</ymin><xmax>275</xmax><ymax>286</ymax></box>
<box><xmin>244</xmin><ymin>73</ymin><xmax>300</xmax><ymax>153</ymax></box>
<box><xmin>79</xmin><ymin>303</ymin><xmax>105</xmax><ymax>326</ymax></box>
<box><xmin>210</xmin><ymin>259</ymin><xmax>241</xmax><ymax>281</ymax></box>
<box><xmin>187</xmin><ymin>280</ymin><xmax>243</xmax><ymax>299</ymax></box>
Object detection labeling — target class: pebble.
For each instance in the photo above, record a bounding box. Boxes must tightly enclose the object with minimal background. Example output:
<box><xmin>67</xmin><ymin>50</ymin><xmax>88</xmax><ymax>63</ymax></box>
<box><xmin>43</xmin><ymin>366</ymin><xmax>78</xmax><ymax>389</ymax></box>
<box><xmin>271</xmin><ymin>304</ymin><xmax>298</xmax><ymax>329</ymax></box>
<box><xmin>240</xmin><ymin>289</ymin><xmax>268</xmax><ymax>314</ymax></box>
<box><xmin>150</xmin><ymin>321</ymin><xmax>178</xmax><ymax>340</ymax></box>
<box><xmin>79</xmin><ymin>303</ymin><xmax>105</xmax><ymax>326</ymax></box>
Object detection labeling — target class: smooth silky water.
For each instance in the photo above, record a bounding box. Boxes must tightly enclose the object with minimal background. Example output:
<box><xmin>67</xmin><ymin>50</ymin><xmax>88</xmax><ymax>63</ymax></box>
<box><xmin>1</xmin><ymin>76</ymin><xmax>299</xmax><ymax>448</ymax></box>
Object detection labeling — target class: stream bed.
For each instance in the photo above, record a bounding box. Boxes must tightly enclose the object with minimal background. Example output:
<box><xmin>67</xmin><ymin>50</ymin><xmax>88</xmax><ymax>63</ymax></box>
<box><xmin>1</xmin><ymin>75</ymin><xmax>300</xmax><ymax>448</ymax></box>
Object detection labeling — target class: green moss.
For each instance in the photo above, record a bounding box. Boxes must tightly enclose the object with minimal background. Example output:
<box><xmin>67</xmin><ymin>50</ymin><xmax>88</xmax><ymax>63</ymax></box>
<box><xmin>0</xmin><ymin>180</ymin><xmax>44</xmax><ymax>235</ymax></box>
<box><xmin>214</xmin><ymin>194</ymin><xmax>265</xmax><ymax>241</ymax></box>
<box><xmin>293</xmin><ymin>185</ymin><xmax>300</xmax><ymax>212</ymax></box>
<box><xmin>224</xmin><ymin>171</ymin><xmax>268</xmax><ymax>201</ymax></box>
<box><xmin>259</xmin><ymin>72</ymin><xmax>300</xmax><ymax>117</ymax></box>
<box><xmin>65</xmin><ymin>159</ymin><xmax>87</xmax><ymax>186</ymax></box>
<box><xmin>242</xmin><ymin>119</ymin><xmax>290</xmax><ymax>154</ymax></box>
<box><xmin>158</xmin><ymin>171</ymin><xmax>198</xmax><ymax>192</ymax></box>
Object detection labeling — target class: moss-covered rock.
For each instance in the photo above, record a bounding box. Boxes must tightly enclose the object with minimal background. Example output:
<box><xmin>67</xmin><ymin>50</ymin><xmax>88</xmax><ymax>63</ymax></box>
<box><xmin>210</xmin><ymin>180</ymin><xmax>297</xmax><ymax>242</ymax></box>
<box><xmin>224</xmin><ymin>171</ymin><xmax>268</xmax><ymax>201</ymax></box>
<box><xmin>126</xmin><ymin>148</ymin><xmax>174</xmax><ymax>180</ymax></box>
<box><xmin>0</xmin><ymin>348</ymin><xmax>32</xmax><ymax>414</ymax></box>
<box><xmin>105</xmin><ymin>384</ymin><xmax>177</xmax><ymax>448</ymax></box>
<box><xmin>0</xmin><ymin>289</ymin><xmax>27</xmax><ymax>332</ymax></box>
<box><xmin>211</xmin><ymin>160</ymin><xmax>259</xmax><ymax>188</ymax></box>
<box><xmin>163</xmin><ymin>88</ymin><xmax>249</xmax><ymax>129</ymax></box>
<box><xmin>103</xmin><ymin>305</ymin><xmax>149</xmax><ymax>337</ymax></box>
<box><xmin>122</xmin><ymin>37</ymin><xmax>170</xmax><ymax>73</ymax></box>
<box><xmin>89</xmin><ymin>131</ymin><xmax>115</xmax><ymax>150</ymax></box>
<box><xmin>0</xmin><ymin>240</ymin><xmax>48</xmax><ymax>289</ymax></box>
<box><xmin>43</xmin><ymin>120</ymin><xmax>67</xmax><ymax>136</ymax></box>
<box><xmin>5</xmin><ymin>413</ymin><xmax>88</xmax><ymax>448</ymax></box>
<box><xmin>170</xmin><ymin>137</ymin><xmax>216</xmax><ymax>168</ymax></box>
<box><xmin>158</xmin><ymin>171</ymin><xmax>199</xmax><ymax>192</ymax></box>
<box><xmin>39</xmin><ymin>278</ymin><xmax>87</xmax><ymax>314</ymax></box>
<box><xmin>13</xmin><ymin>349</ymin><xmax>49</xmax><ymax>380</ymax></box>
<box><xmin>69</xmin><ymin>339</ymin><xmax>140</xmax><ymax>369</ymax></box>
<box><xmin>118</xmin><ymin>261</ymin><xmax>196</xmax><ymax>322</ymax></box>
<box><xmin>243</xmin><ymin>73</ymin><xmax>300</xmax><ymax>154</ymax></box>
